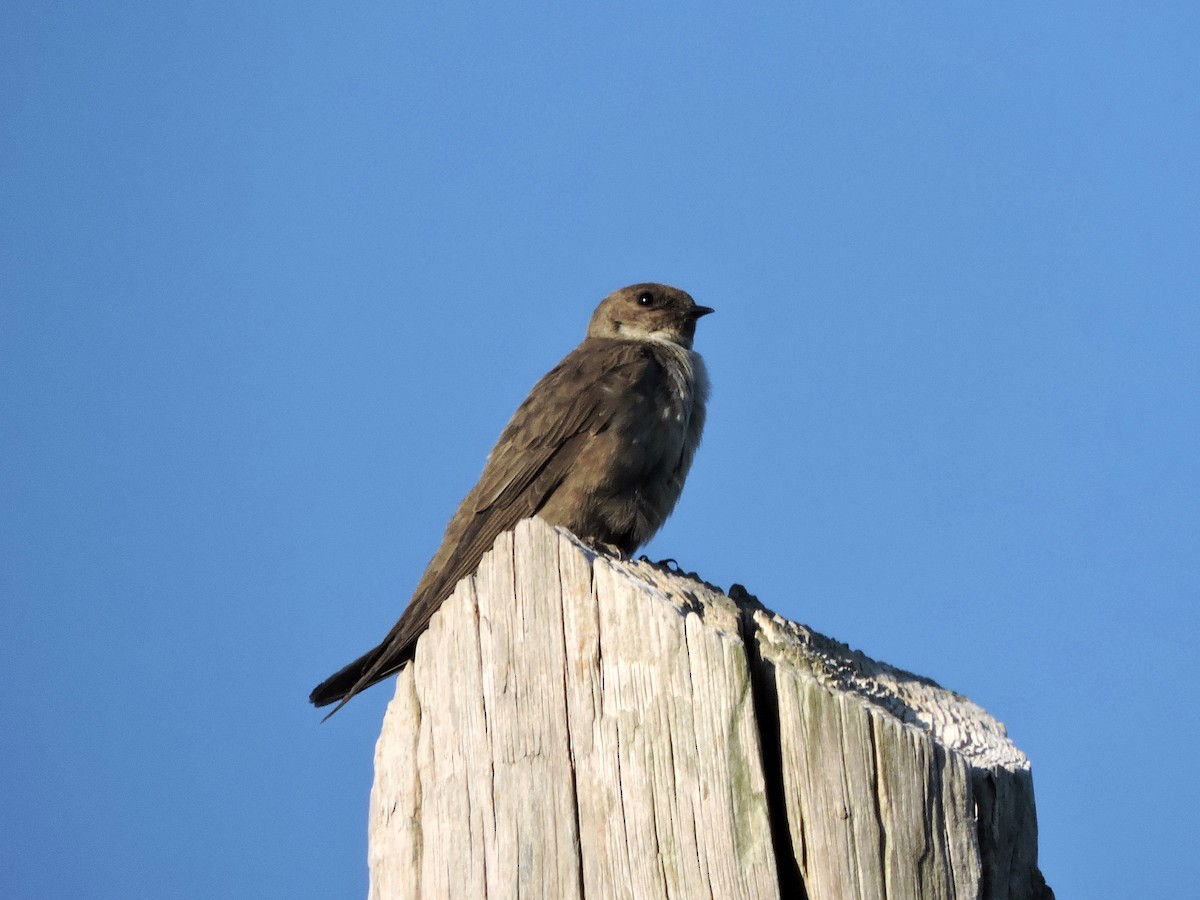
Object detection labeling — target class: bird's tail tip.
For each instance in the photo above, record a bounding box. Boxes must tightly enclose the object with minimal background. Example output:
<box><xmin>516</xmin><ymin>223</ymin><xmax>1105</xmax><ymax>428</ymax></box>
<box><xmin>308</xmin><ymin>656</ymin><xmax>368</xmax><ymax>714</ymax></box>
<box><xmin>309</xmin><ymin>640</ymin><xmax>415</xmax><ymax>719</ymax></box>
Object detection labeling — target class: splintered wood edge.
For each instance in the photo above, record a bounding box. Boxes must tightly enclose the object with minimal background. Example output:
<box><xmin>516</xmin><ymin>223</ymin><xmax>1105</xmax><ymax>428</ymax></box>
<box><xmin>542</xmin><ymin>522</ymin><xmax>1029</xmax><ymax>773</ymax></box>
<box><xmin>748</xmin><ymin>606</ymin><xmax>1029</xmax><ymax>772</ymax></box>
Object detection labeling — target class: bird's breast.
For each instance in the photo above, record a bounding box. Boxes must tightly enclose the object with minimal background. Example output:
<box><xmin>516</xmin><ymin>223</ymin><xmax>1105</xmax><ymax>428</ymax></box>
<box><xmin>618</xmin><ymin>344</ymin><xmax>708</xmax><ymax>481</ymax></box>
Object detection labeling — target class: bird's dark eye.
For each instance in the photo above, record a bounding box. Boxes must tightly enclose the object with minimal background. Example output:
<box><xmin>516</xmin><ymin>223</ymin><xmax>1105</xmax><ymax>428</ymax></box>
<box><xmin>637</xmin><ymin>291</ymin><xmax>655</xmax><ymax>306</ymax></box>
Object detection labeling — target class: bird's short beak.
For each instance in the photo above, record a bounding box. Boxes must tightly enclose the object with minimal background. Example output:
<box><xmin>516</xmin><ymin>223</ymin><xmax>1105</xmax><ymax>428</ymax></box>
<box><xmin>691</xmin><ymin>305</ymin><xmax>715</xmax><ymax>318</ymax></box>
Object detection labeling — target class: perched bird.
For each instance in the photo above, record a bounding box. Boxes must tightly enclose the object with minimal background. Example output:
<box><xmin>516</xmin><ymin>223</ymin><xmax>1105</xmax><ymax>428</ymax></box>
<box><xmin>310</xmin><ymin>283</ymin><xmax>713</xmax><ymax>716</ymax></box>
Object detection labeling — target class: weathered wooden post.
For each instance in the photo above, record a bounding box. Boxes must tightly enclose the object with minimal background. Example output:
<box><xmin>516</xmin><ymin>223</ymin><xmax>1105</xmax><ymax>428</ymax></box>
<box><xmin>367</xmin><ymin>517</ymin><xmax>1053</xmax><ymax>900</ymax></box>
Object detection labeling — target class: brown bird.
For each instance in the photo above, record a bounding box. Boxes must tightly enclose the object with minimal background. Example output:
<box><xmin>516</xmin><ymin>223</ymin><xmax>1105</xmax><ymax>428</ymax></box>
<box><xmin>310</xmin><ymin>283</ymin><xmax>713</xmax><ymax>716</ymax></box>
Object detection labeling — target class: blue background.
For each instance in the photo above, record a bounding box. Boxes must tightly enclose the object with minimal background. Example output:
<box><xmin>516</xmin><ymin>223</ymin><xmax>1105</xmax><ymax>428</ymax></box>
<box><xmin>4</xmin><ymin>3</ymin><xmax>1197</xmax><ymax>897</ymax></box>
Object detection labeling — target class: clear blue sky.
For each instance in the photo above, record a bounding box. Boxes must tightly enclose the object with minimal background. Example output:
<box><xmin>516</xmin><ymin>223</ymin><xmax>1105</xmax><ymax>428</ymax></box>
<box><xmin>3</xmin><ymin>3</ymin><xmax>1197</xmax><ymax>898</ymax></box>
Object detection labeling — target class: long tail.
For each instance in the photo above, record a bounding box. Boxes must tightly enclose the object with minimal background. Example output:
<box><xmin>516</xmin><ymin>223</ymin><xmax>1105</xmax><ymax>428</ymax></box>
<box><xmin>310</xmin><ymin>490</ymin><xmax>521</xmax><ymax>717</ymax></box>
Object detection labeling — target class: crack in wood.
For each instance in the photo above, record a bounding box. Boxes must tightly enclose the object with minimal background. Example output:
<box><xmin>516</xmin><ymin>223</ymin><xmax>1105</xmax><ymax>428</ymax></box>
<box><xmin>737</xmin><ymin>596</ymin><xmax>810</xmax><ymax>900</ymax></box>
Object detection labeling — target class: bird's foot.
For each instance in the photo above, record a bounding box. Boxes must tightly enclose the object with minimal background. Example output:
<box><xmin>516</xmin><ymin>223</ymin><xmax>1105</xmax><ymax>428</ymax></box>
<box><xmin>638</xmin><ymin>555</ymin><xmax>680</xmax><ymax>572</ymax></box>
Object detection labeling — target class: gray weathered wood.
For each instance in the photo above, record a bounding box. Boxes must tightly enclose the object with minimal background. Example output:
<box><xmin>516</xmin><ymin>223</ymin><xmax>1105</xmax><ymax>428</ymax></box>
<box><xmin>368</xmin><ymin>517</ymin><xmax>1053</xmax><ymax>900</ymax></box>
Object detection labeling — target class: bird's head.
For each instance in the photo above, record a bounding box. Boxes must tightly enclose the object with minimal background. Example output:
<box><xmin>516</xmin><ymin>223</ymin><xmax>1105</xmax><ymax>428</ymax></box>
<box><xmin>586</xmin><ymin>283</ymin><xmax>714</xmax><ymax>349</ymax></box>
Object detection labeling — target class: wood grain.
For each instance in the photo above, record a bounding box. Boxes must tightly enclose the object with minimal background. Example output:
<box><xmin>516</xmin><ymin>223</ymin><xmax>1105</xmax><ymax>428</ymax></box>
<box><xmin>367</xmin><ymin>517</ymin><xmax>1053</xmax><ymax>900</ymax></box>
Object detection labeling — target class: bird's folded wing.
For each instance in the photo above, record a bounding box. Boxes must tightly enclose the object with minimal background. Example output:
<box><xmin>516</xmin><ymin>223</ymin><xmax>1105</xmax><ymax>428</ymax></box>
<box><xmin>343</xmin><ymin>341</ymin><xmax>655</xmax><ymax>694</ymax></box>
